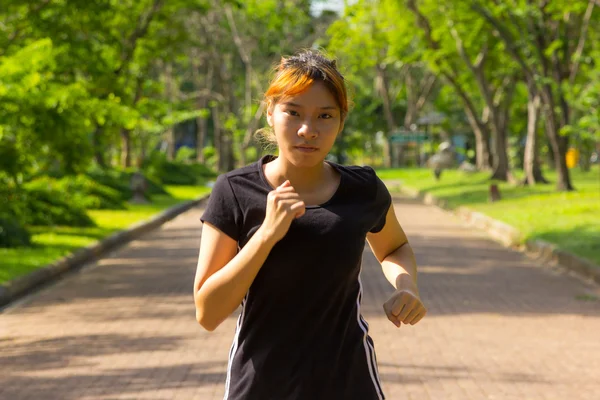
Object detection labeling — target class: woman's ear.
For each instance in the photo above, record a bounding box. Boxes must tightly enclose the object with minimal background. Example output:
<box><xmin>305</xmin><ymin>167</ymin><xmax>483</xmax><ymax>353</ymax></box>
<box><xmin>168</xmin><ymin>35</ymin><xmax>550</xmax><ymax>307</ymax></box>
<box><xmin>338</xmin><ymin>119</ymin><xmax>345</xmax><ymax>134</ymax></box>
<box><xmin>267</xmin><ymin>103</ymin><xmax>274</xmax><ymax>127</ymax></box>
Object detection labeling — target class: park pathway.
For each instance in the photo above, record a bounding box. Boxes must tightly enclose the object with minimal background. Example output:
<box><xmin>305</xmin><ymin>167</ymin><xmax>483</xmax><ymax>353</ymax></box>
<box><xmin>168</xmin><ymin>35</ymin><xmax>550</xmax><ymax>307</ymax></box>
<box><xmin>1</xmin><ymin>196</ymin><xmax>599</xmax><ymax>400</ymax></box>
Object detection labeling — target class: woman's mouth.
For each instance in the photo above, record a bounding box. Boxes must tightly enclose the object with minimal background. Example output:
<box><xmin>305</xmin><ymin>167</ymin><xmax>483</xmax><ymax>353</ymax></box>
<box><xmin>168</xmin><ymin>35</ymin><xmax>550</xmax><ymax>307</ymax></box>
<box><xmin>294</xmin><ymin>146</ymin><xmax>318</xmax><ymax>153</ymax></box>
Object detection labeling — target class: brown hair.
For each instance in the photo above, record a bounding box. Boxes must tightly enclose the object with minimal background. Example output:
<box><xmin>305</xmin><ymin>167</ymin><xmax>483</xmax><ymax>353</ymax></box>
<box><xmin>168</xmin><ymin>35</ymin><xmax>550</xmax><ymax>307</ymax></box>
<box><xmin>255</xmin><ymin>49</ymin><xmax>351</xmax><ymax>148</ymax></box>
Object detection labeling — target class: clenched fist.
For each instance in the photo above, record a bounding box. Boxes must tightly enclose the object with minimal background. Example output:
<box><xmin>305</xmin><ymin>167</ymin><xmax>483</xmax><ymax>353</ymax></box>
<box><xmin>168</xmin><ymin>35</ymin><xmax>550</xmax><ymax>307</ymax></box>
<box><xmin>260</xmin><ymin>180</ymin><xmax>306</xmax><ymax>244</ymax></box>
<box><xmin>383</xmin><ymin>288</ymin><xmax>426</xmax><ymax>328</ymax></box>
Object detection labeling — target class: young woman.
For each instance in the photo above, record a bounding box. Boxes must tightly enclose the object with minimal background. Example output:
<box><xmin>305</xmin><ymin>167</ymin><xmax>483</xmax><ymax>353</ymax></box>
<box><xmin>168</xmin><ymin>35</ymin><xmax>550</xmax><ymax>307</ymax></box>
<box><xmin>193</xmin><ymin>50</ymin><xmax>426</xmax><ymax>400</ymax></box>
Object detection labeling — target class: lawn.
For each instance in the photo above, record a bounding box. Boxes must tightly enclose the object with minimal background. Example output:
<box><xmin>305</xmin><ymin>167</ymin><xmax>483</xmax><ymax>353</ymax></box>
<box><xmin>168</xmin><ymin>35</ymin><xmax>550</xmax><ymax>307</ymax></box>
<box><xmin>376</xmin><ymin>165</ymin><xmax>600</xmax><ymax>266</ymax></box>
<box><xmin>0</xmin><ymin>185</ymin><xmax>211</xmax><ymax>285</ymax></box>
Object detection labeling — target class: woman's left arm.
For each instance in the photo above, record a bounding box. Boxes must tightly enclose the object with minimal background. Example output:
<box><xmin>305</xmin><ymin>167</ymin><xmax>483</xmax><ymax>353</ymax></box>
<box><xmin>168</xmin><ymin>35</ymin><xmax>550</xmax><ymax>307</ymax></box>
<box><xmin>366</xmin><ymin>203</ymin><xmax>427</xmax><ymax>328</ymax></box>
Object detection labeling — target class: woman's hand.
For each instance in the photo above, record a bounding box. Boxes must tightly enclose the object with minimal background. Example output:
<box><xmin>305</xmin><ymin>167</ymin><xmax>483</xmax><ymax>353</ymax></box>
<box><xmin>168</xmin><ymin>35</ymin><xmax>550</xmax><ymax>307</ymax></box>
<box><xmin>383</xmin><ymin>288</ymin><xmax>427</xmax><ymax>328</ymax></box>
<box><xmin>259</xmin><ymin>180</ymin><xmax>305</xmax><ymax>244</ymax></box>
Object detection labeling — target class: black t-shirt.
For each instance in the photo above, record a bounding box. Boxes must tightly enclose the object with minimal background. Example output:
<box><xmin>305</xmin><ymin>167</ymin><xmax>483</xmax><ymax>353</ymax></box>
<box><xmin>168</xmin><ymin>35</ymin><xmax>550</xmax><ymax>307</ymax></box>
<box><xmin>200</xmin><ymin>155</ymin><xmax>392</xmax><ymax>400</ymax></box>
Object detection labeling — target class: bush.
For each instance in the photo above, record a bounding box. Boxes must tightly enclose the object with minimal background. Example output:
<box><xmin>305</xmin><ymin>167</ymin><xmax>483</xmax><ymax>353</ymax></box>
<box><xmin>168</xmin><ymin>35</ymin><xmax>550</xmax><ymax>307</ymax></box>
<box><xmin>86</xmin><ymin>167</ymin><xmax>170</xmax><ymax>200</ymax></box>
<box><xmin>0</xmin><ymin>215</ymin><xmax>31</xmax><ymax>247</ymax></box>
<box><xmin>85</xmin><ymin>168</ymin><xmax>134</xmax><ymax>200</ymax></box>
<box><xmin>26</xmin><ymin>175</ymin><xmax>127</xmax><ymax>210</ymax></box>
<box><xmin>142</xmin><ymin>152</ymin><xmax>217</xmax><ymax>186</ymax></box>
<box><xmin>175</xmin><ymin>146</ymin><xmax>196</xmax><ymax>162</ymax></box>
<box><xmin>120</xmin><ymin>168</ymin><xmax>170</xmax><ymax>196</ymax></box>
<box><xmin>0</xmin><ymin>187</ymin><xmax>31</xmax><ymax>247</ymax></box>
<box><xmin>21</xmin><ymin>181</ymin><xmax>95</xmax><ymax>227</ymax></box>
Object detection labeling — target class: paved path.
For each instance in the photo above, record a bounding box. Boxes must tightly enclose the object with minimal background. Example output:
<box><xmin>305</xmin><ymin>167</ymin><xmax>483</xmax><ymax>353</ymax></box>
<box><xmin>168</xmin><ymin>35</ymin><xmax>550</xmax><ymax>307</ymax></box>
<box><xmin>1</xmin><ymin>197</ymin><xmax>599</xmax><ymax>400</ymax></box>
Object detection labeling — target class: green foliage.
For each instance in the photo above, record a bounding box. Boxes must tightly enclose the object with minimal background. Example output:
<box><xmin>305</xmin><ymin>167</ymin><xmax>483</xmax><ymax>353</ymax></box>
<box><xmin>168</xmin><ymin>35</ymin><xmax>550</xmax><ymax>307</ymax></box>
<box><xmin>0</xmin><ymin>215</ymin><xmax>31</xmax><ymax>248</ymax></box>
<box><xmin>0</xmin><ymin>184</ymin><xmax>211</xmax><ymax>283</ymax></box>
<box><xmin>377</xmin><ymin>166</ymin><xmax>600</xmax><ymax>265</ymax></box>
<box><xmin>0</xmin><ymin>185</ymin><xmax>31</xmax><ymax>247</ymax></box>
<box><xmin>85</xmin><ymin>167</ymin><xmax>169</xmax><ymax>199</ymax></box>
<box><xmin>0</xmin><ymin>39</ymin><xmax>97</xmax><ymax>179</ymax></box>
<box><xmin>175</xmin><ymin>146</ymin><xmax>197</xmax><ymax>162</ymax></box>
<box><xmin>18</xmin><ymin>182</ymin><xmax>95</xmax><ymax>227</ymax></box>
<box><xmin>142</xmin><ymin>152</ymin><xmax>216</xmax><ymax>185</ymax></box>
<box><xmin>31</xmin><ymin>175</ymin><xmax>127</xmax><ymax>210</ymax></box>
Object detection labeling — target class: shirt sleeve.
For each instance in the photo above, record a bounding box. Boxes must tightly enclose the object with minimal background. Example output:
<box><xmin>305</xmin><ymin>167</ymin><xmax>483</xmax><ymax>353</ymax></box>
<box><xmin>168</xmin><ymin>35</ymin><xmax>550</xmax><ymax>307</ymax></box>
<box><xmin>200</xmin><ymin>174</ymin><xmax>243</xmax><ymax>241</ymax></box>
<box><xmin>364</xmin><ymin>166</ymin><xmax>392</xmax><ymax>233</ymax></box>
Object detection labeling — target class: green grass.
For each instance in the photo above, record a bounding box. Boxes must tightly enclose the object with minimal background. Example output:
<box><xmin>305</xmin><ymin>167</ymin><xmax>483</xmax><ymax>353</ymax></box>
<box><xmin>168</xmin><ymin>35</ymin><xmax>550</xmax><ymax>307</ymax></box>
<box><xmin>0</xmin><ymin>185</ymin><xmax>211</xmax><ymax>285</ymax></box>
<box><xmin>377</xmin><ymin>165</ymin><xmax>600</xmax><ymax>266</ymax></box>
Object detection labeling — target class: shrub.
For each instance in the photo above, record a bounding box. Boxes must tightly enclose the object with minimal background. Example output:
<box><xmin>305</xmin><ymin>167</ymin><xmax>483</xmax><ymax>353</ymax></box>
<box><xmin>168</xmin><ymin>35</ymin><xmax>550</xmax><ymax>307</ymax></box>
<box><xmin>21</xmin><ymin>181</ymin><xmax>95</xmax><ymax>227</ymax></box>
<box><xmin>142</xmin><ymin>151</ymin><xmax>217</xmax><ymax>186</ymax></box>
<box><xmin>63</xmin><ymin>175</ymin><xmax>126</xmax><ymax>209</ymax></box>
<box><xmin>0</xmin><ymin>214</ymin><xmax>31</xmax><ymax>247</ymax></box>
<box><xmin>120</xmin><ymin>168</ymin><xmax>170</xmax><ymax>196</ymax></box>
<box><xmin>87</xmin><ymin>167</ymin><xmax>170</xmax><ymax>199</ymax></box>
<box><xmin>175</xmin><ymin>146</ymin><xmax>196</xmax><ymax>162</ymax></box>
<box><xmin>85</xmin><ymin>168</ymin><xmax>134</xmax><ymax>200</ymax></box>
<box><xmin>0</xmin><ymin>188</ymin><xmax>31</xmax><ymax>247</ymax></box>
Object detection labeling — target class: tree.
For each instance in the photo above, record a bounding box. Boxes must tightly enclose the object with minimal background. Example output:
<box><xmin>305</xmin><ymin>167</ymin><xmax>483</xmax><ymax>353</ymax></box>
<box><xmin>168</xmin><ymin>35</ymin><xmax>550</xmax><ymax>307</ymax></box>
<box><xmin>328</xmin><ymin>0</ymin><xmax>439</xmax><ymax>167</ymax></box>
<box><xmin>472</xmin><ymin>0</ymin><xmax>599</xmax><ymax>190</ymax></box>
<box><xmin>406</xmin><ymin>0</ymin><xmax>494</xmax><ymax>171</ymax></box>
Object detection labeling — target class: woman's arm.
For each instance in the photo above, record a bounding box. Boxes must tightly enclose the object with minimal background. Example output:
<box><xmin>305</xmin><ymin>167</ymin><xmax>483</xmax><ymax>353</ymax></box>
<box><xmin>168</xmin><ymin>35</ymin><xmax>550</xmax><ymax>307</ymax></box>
<box><xmin>366</xmin><ymin>204</ymin><xmax>427</xmax><ymax>327</ymax></box>
<box><xmin>193</xmin><ymin>223</ymin><xmax>277</xmax><ymax>331</ymax></box>
<box><xmin>194</xmin><ymin>180</ymin><xmax>305</xmax><ymax>331</ymax></box>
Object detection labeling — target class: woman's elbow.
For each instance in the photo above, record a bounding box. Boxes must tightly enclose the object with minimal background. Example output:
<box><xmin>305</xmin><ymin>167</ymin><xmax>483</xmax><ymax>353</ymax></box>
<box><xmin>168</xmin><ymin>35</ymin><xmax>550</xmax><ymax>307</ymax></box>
<box><xmin>195</xmin><ymin>307</ymin><xmax>220</xmax><ymax>332</ymax></box>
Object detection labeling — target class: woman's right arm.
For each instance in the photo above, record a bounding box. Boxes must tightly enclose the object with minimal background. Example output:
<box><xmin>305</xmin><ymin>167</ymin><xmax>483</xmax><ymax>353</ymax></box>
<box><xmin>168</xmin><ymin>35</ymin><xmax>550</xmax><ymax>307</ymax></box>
<box><xmin>194</xmin><ymin>180</ymin><xmax>304</xmax><ymax>331</ymax></box>
<box><xmin>193</xmin><ymin>223</ymin><xmax>277</xmax><ymax>331</ymax></box>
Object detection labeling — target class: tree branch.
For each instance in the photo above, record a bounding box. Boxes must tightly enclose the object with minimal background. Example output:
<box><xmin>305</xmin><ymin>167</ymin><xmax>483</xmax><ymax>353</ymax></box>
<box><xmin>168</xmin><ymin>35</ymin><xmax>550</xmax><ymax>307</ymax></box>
<box><xmin>407</xmin><ymin>0</ymin><xmax>440</xmax><ymax>50</ymax></box>
<box><xmin>416</xmin><ymin>73</ymin><xmax>437</xmax><ymax>111</ymax></box>
<box><xmin>471</xmin><ymin>2</ymin><xmax>536</xmax><ymax>84</ymax></box>
<box><xmin>224</xmin><ymin>4</ymin><xmax>251</xmax><ymax>65</ymax></box>
<box><xmin>450</xmin><ymin>27</ymin><xmax>476</xmax><ymax>72</ymax></box>
<box><xmin>569</xmin><ymin>0</ymin><xmax>596</xmax><ymax>84</ymax></box>
<box><xmin>0</xmin><ymin>0</ymin><xmax>52</xmax><ymax>56</ymax></box>
<box><xmin>115</xmin><ymin>0</ymin><xmax>164</xmax><ymax>75</ymax></box>
<box><xmin>180</xmin><ymin>88</ymin><xmax>225</xmax><ymax>102</ymax></box>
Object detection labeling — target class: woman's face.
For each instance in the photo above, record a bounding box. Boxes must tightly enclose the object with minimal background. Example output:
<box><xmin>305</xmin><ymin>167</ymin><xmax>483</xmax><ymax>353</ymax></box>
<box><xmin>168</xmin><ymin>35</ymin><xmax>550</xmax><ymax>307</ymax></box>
<box><xmin>267</xmin><ymin>81</ymin><xmax>344</xmax><ymax>167</ymax></box>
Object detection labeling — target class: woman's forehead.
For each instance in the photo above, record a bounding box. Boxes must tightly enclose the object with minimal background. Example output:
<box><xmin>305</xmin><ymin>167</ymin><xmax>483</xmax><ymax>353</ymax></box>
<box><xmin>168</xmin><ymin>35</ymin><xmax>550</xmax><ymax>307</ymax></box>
<box><xmin>278</xmin><ymin>83</ymin><xmax>339</xmax><ymax>109</ymax></box>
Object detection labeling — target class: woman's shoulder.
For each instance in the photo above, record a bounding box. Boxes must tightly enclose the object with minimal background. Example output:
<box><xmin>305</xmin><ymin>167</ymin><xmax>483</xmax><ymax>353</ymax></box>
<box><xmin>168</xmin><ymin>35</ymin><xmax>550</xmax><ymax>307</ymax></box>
<box><xmin>335</xmin><ymin>162</ymin><xmax>379</xmax><ymax>183</ymax></box>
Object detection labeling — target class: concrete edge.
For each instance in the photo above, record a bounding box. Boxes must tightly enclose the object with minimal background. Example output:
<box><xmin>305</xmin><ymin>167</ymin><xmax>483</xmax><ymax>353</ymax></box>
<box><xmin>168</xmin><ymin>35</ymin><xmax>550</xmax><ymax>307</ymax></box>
<box><xmin>0</xmin><ymin>194</ymin><xmax>211</xmax><ymax>308</ymax></box>
<box><xmin>388</xmin><ymin>183</ymin><xmax>600</xmax><ymax>285</ymax></box>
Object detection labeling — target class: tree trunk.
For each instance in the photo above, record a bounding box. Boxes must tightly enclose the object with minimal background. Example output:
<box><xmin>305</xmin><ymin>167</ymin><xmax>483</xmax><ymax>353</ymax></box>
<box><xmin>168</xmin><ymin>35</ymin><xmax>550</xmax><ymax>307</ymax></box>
<box><xmin>212</xmin><ymin>106</ymin><xmax>223</xmax><ymax>171</ymax></box>
<box><xmin>93</xmin><ymin>126</ymin><xmax>107</xmax><ymax>168</ymax></box>
<box><xmin>553</xmin><ymin>132</ymin><xmax>573</xmax><ymax>191</ymax></box>
<box><xmin>121</xmin><ymin>128</ymin><xmax>132</xmax><ymax>168</ymax></box>
<box><xmin>165</xmin><ymin>63</ymin><xmax>176</xmax><ymax>160</ymax></box>
<box><xmin>190</xmin><ymin>52</ymin><xmax>212</xmax><ymax>164</ymax></box>
<box><xmin>473</xmin><ymin>69</ymin><xmax>513</xmax><ymax>181</ymax></box>
<box><xmin>463</xmin><ymin>104</ymin><xmax>492</xmax><ymax>171</ymax></box>
<box><xmin>195</xmin><ymin>91</ymin><xmax>210</xmax><ymax>164</ymax></box>
<box><xmin>543</xmin><ymin>103</ymin><xmax>574</xmax><ymax>191</ymax></box>
<box><xmin>578</xmin><ymin>139</ymin><xmax>593</xmax><ymax>172</ymax></box>
<box><xmin>195</xmin><ymin>108</ymin><xmax>208</xmax><ymax>163</ymax></box>
<box><xmin>489</xmin><ymin>128</ymin><xmax>510</xmax><ymax>181</ymax></box>
<box><xmin>375</xmin><ymin>64</ymin><xmax>396</xmax><ymax>168</ymax></box>
<box><xmin>239</xmin><ymin>103</ymin><xmax>266</xmax><ymax>167</ymax></box>
<box><xmin>523</xmin><ymin>87</ymin><xmax>548</xmax><ymax>185</ymax></box>
<box><xmin>139</xmin><ymin>134</ymin><xmax>148</xmax><ymax>168</ymax></box>
<box><xmin>224</xmin><ymin>132</ymin><xmax>235</xmax><ymax>171</ymax></box>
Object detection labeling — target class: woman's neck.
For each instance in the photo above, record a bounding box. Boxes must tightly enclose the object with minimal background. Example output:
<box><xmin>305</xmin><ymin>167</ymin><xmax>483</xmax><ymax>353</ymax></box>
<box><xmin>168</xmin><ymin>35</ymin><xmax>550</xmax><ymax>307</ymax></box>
<box><xmin>267</xmin><ymin>156</ymin><xmax>331</xmax><ymax>194</ymax></box>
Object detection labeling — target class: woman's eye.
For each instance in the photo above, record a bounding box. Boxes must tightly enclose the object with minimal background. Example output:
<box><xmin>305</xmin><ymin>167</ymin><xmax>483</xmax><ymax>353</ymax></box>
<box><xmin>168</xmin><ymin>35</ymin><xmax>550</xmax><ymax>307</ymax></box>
<box><xmin>320</xmin><ymin>114</ymin><xmax>332</xmax><ymax>119</ymax></box>
<box><xmin>286</xmin><ymin>110</ymin><xmax>299</xmax><ymax>116</ymax></box>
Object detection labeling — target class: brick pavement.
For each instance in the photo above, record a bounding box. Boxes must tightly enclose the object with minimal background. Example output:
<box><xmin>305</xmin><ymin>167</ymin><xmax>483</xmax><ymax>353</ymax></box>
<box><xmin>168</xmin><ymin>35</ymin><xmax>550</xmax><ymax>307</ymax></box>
<box><xmin>1</xmin><ymin>197</ymin><xmax>599</xmax><ymax>400</ymax></box>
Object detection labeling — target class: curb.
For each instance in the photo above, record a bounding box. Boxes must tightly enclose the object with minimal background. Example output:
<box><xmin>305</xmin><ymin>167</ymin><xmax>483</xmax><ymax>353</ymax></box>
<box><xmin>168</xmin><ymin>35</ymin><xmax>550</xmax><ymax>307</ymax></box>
<box><xmin>0</xmin><ymin>194</ymin><xmax>210</xmax><ymax>309</ymax></box>
<box><xmin>387</xmin><ymin>181</ymin><xmax>600</xmax><ymax>285</ymax></box>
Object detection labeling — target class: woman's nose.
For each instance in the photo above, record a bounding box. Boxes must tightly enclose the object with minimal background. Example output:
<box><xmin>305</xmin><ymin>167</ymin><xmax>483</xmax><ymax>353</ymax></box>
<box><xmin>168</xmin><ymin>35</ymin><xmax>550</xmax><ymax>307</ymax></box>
<box><xmin>297</xmin><ymin>121</ymin><xmax>318</xmax><ymax>139</ymax></box>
